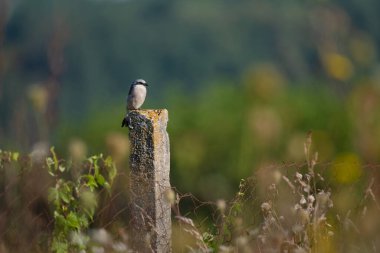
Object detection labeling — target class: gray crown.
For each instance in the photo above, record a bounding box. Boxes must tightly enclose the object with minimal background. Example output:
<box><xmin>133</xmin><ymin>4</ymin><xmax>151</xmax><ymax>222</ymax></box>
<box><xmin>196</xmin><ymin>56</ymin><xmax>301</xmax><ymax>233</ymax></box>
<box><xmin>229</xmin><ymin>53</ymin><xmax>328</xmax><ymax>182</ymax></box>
<box><xmin>132</xmin><ymin>79</ymin><xmax>148</xmax><ymax>86</ymax></box>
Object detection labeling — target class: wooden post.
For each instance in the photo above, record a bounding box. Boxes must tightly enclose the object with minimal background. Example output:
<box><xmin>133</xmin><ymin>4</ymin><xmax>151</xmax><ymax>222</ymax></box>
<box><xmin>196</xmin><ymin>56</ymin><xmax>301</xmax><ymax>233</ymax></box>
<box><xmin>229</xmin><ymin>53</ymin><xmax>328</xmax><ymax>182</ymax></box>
<box><xmin>128</xmin><ymin>109</ymin><xmax>171</xmax><ymax>253</ymax></box>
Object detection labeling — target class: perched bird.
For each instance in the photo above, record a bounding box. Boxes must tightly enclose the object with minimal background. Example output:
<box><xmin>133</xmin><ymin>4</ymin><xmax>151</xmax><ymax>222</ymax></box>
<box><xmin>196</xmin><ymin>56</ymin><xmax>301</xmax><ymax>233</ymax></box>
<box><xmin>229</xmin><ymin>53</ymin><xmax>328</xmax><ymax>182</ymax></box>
<box><xmin>121</xmin><ymin>79</ymin><xmax>148</xmax><ymax>128</ymax></box>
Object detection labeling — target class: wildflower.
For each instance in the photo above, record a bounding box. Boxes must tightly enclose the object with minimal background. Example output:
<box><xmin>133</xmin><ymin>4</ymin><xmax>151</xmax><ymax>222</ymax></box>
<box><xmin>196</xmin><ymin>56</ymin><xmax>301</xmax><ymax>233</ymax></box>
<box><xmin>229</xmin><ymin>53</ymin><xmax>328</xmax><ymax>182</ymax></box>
<box><xmin>307</xmin><ymin>195</ymin><xmax>315</xmax><ymax>203</ymax></box>
<box><xmin>216</xmin><ymin>199</ymin><xmax>227</xmax><ymax>213</ymax></box>
<box><xmin>294</xmin><ymin>247</ymin><xmax>308</xmax><ymax>253</ymax></box>
<box><xmin>294</xmin><ymin>204</ymin><xmax>302</xmax><ymax>211</ymax></box>
<box><xmin>105</xmin><ymin>132</ymin><xmax>129</xmax><ymax>163</ymax></box>
<box><xmin>27</xmin><ymin>84</ymin><xmax>48</xmax><ymax>113</ymax></box>
<box><xmin>91</xmin><ymin>246</ymin><xmax>105</xmax><ymax>253</ymax></box>
<box><xmin>297</xmin><ymin>209</ymin><xmax>310</xmax><ymax>225</ymax></box>
<box><xmin>90</xmin><ymin>228</ymin><xmax>112</xmax><ymax>246</ymax></box>
<box><xmin>273</xmin><ymin>170</ymin><xmax>282</xmax><ymax>184</ymax></box>
<box><xmin>219</xmin><ymin>245</ymin><xmax>234</xmax><ymax>252</ymax></box>
<box><xmin>235</xmin><ymin>236</ymin><xmax>248</xmax><ymax>247</ymax></box>
<box><xmin>68</xmin><ymin>138</ymin><xmax>87</xmax><ymax>162</ymax></box>
<box><xmin>112</xmin><ymin>241</ymin><xmax>128</xmax><ymax>252</ymax></box>
<box><xmin>261</xmin><ymin>202</ymin><xmax>271</xmax><ymax>213</ymax></box>
<box><xmin>317</xmin><ymin>191</ymin><xmax>333</xmax><ymax>208</ymax></box>
<box><xmin>300</xmin><ymin>195</ymin><xmax>307</xmax><ymax>205</ymax></box>
<box><xmin>164</xmin><ymin>189</ymin><xmax>176</xmax><ymax>205</ymax></box>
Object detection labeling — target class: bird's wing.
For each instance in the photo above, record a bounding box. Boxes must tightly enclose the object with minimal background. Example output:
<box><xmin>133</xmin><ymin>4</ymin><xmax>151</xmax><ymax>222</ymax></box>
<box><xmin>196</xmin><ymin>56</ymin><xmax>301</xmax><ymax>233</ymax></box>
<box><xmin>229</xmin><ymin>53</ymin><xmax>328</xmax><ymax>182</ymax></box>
<box><xmin>128</xmin><ymin>84</ymin><xmax>134</xmax><ymax>95</ymax></box>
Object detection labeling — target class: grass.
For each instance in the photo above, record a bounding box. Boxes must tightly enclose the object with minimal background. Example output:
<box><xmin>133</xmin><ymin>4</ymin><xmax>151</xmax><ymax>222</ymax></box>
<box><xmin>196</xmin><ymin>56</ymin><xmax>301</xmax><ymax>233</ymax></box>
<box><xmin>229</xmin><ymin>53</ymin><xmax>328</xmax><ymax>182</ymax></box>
<box><xmin>171</xmin><ymin>134</ymin><xmax>379</xmax><ymax>252</ymax></box>
<box><xmin>0</xmin><ymin>135</ymin><xmax>379</xmax><ymax>252</ymax></box>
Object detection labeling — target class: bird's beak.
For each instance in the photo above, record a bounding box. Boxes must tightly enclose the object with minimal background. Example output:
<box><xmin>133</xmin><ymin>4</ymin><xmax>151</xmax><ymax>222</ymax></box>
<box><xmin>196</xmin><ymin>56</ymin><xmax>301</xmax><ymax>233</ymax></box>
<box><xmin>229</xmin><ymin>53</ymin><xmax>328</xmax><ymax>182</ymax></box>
<box><xmin>145</xmin><ymin>83</ymin><xmax>149</xmax><ymax>87</ymax></box>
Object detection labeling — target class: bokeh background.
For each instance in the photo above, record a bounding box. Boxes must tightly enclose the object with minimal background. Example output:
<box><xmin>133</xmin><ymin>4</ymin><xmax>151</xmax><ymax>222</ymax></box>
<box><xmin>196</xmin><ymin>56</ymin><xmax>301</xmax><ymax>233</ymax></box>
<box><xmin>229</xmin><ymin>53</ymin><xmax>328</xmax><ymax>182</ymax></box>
<box><xmin>1</xmin><ymin>0</ymin><xmax>380</xmax><ymax>251</ymax></box>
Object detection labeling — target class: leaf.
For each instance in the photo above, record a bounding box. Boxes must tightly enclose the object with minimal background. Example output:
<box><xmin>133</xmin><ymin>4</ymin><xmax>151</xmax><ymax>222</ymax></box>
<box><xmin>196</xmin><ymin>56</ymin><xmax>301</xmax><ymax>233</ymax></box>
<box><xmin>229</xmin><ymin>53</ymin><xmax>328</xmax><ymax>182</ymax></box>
<box><xmin>104</xmin><ymin>182</ymin><xmax>111</xmax><ymax>193</ymax></box>
<box><xmin>104</xmin><ymin>155</ymin><xmax>113</xmax><ymax>167</ymax></box>
<box><xmin>50</xmin><ymin>147</ymin><xmax>59</xmax><ymax>171</ymax></box>
<box><xmin>59</xmin><ymin>190</ymin><xmax>71</xmax><ymax>204</ymax></box>
<box><xmin>52</xmin><ymin>239</ymin><xmax>68</xmax><ymax>253</ymax></box>
<box><xmin>85</xmin><ymin>175</ymin><xmax>98</xmax><ymax>191</ymax></box>
<box><xmin>80</xmin><ymin>190</ymin><xmax>97</xmax><ymax>217</ymax></box>
<box><xmin>93</xmin><ymin>158</ymin><xmax>100</xmax><ymax>176</ymax></box>
<box><xmin>58</xmin><ymin>165</ymin><xmax>66</xmax><ymax>173</ymax></box>
<box><xmin>46</xmin><ymin>157</ymin><xmax>56</xmax><ymax>176</ymax></box>
<box><xmin>202</xmin><ymin>232</ymin><xmax>214</xmax><ymax>244</ymax></box>
<box><xmin>47</xmin><ymin>147</ymin><xmax>59</xmax><ymax>176</ymax></box>
<box><xmin>58</xmin><ymin>183</ymin><xmax>73</xmax><ymax>204</ymax></box>
<box><xmin>108</xmin><ymin>163</ymin><xmax>117</xmax><ymax>184</ymax></box>
<box><xmin>88</xmin><ymin>155</ymin><xmax>98</xmax><ymax>164</ymax></box>
<box><xmin>48</xmin><ymin>188</ymin><xmax>60</xmax><ymax>206</ymax></box>
<box><xmin>54</xmin><ymin>212</ymin><xmax>67</xmax><ymax>230</ymax></box>
<box><xmin>78</xmin><ymin>214</ymin><xmax>89</xmax><ymax>227</ymax></box>
<box><xmin>12</xmin><ymin>152</ymin><xmax>19</xmax><ymax>161</ymax></box>
<box><xmin>70</xmin><ymin>231</ymin><xmax>89</xmax><ymax>249</ymax></box>
<box><xmin>95</xmin><ymin>174</ymin><xmax>105</xmax><ymax>186</ymax></box>
<box><xmin>66</xmin><ymin>212</ymin><xmax>80</xmax><ymax>229</ymax></box>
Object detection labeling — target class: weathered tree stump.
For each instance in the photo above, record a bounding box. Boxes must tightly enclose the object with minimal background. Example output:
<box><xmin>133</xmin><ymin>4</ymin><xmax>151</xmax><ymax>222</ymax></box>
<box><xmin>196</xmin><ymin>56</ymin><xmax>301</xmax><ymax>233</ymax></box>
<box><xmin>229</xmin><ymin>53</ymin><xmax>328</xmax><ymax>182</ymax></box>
<box><xmin>128</xmin><ymin>109</ymin><xmax>171</xmax><ymax>253</ymax></box>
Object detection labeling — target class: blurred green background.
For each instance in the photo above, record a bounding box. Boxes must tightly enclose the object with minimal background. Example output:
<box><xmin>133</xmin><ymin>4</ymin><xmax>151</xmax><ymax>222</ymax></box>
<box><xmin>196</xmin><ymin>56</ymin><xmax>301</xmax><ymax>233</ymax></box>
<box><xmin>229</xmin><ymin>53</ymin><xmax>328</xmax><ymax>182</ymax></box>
<box><xmin>1</xmin><ymin>0</ymin><xmax>380</xmax><ymax>201</ymax></box>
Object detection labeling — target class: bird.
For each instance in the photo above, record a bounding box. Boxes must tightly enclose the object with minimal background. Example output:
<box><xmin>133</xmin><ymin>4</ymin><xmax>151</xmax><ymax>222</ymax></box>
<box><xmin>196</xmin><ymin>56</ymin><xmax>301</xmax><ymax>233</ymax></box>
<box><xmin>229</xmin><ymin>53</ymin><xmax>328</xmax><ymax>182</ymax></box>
<box><xmin>121</xmin><ymin>79</ymin><xmax>148</xmax><ymax>128</ymax></box>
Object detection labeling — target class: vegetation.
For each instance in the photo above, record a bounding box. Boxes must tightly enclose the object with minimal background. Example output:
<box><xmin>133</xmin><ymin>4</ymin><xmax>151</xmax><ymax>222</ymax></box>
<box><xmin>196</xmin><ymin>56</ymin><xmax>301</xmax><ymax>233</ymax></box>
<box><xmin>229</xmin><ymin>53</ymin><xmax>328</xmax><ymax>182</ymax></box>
<box><xmin>47</xmin><ymin>148</ymin><xmax>116</xmax><ymax>252</ymax></box>
<box><xmin>0</xmin><ymin>136</ymin><xmax>379</xmax><ymax>252</ymax></box>
<box><xmin>1</xmin><ymin>0</ymin><xmax>380</xmax><ymax>252</ymax></box>
<box><xmin>2</xmin><ymin>0</ymin><xmax>380</xmax><ymax>199</ymax></box>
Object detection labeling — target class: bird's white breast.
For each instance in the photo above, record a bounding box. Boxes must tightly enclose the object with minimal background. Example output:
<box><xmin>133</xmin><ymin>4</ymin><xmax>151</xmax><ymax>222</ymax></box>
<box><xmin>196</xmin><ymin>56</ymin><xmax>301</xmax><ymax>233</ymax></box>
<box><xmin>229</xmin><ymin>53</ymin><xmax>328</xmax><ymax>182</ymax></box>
<box><xmin>127</xmin><ymin>84</ymin><xmax>147</xmax><ymax>110</ymax></box>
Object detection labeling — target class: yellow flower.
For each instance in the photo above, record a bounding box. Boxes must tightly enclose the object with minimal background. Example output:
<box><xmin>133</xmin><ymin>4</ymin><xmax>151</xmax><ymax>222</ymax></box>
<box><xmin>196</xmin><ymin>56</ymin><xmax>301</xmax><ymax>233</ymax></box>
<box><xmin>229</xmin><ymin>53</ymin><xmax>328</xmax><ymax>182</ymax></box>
<box><xmin>322</xmin><ymin>53</ymin><xmax>354</xmax><ymax>81</ymax></box>
<box><xmin>330</xmin><ymin>153</ymin><xmax>362</xmax><ymax>183</ymax></box>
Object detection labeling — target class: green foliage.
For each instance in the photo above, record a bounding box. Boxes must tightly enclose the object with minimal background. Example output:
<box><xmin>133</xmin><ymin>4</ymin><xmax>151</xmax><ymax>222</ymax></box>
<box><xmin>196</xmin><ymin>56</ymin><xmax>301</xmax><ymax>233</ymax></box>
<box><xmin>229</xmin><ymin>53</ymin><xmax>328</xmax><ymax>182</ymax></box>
<box><xmin>1</xmin><ymin>1</ymin><xmax>380</xmax><ymax>250</ymax></box>
<box><xmin>0</xmin><ymin>149</ymin><xmax>20</xmax><ymax>164</ymax></box>
<box><xmin>172</xmin><ymin>136</ymin><xmax>377</xmax><ymax>253</ymax></box>
<box><xmin>46</xmin><ymin>147</ymin><xmax>117</xmax><ymax>252</ymax></box>
<box><xmin>2</xmin><ymin>0</ymin><xmax>380</xmax><ymax>206</ymax></box>
<box><xmin>165</xmin><ymin>83</ymin><xmax>354</xmax><ymax>200</ymax></box>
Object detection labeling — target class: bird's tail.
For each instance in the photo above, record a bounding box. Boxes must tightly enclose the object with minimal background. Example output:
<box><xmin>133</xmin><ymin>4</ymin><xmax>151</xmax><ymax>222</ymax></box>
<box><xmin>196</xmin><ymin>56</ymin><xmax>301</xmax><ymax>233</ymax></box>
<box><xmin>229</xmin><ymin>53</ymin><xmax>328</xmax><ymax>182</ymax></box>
<box><xmin>121</xmin><ymin>116</ymin><xmax>129</xmax><ymax>127</ymax></box>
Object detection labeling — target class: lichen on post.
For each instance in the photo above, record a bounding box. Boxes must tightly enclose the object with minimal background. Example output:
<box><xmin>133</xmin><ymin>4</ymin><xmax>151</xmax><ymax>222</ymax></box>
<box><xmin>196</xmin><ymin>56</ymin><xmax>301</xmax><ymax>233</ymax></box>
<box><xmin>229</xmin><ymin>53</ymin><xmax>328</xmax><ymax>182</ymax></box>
<box><xmin>128</xmin><ymin>109</ymin><xmax>171</xmax><ymax>253</ymax></box>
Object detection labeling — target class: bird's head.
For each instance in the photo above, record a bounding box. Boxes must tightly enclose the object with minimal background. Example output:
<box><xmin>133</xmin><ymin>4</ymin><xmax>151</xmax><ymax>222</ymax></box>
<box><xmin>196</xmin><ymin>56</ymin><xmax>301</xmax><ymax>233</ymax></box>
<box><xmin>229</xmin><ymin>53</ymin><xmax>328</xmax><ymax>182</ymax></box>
<box><xmin>132</xmin><ymin>79</ymin><xmax>148</xmax><ymax>87</ymax></box>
